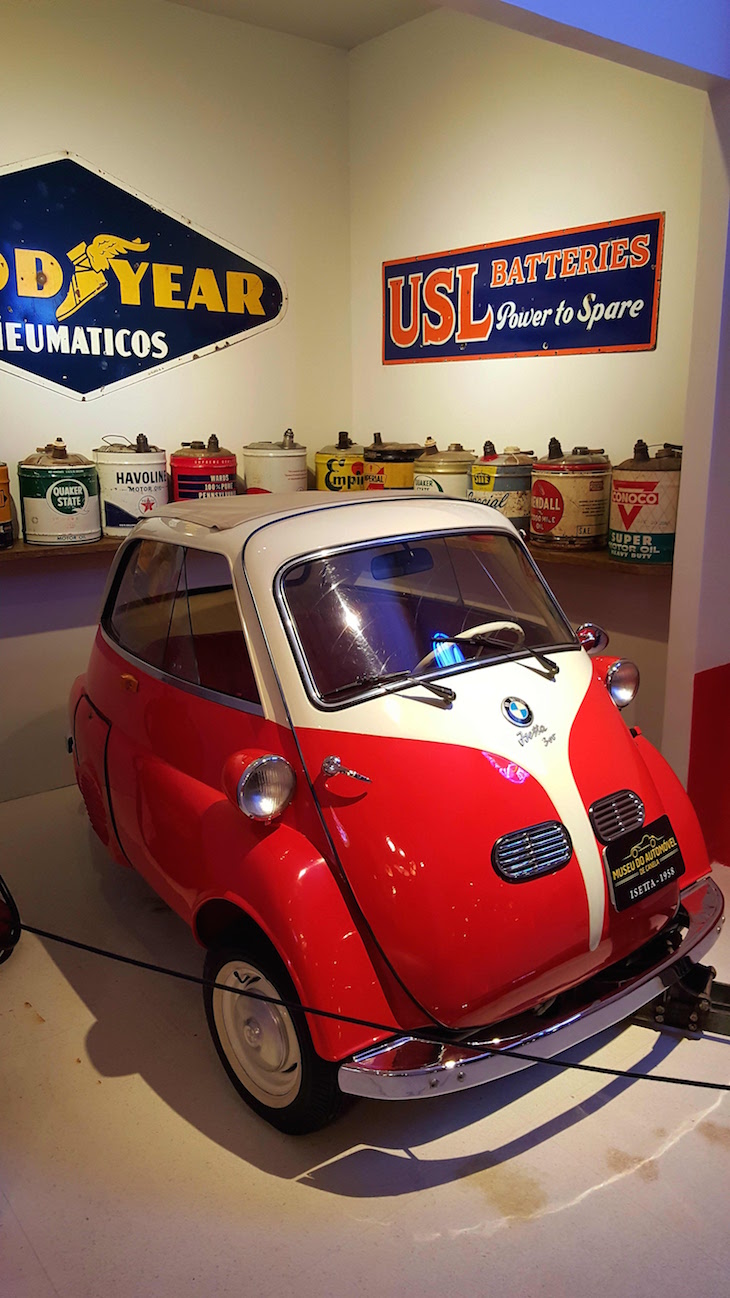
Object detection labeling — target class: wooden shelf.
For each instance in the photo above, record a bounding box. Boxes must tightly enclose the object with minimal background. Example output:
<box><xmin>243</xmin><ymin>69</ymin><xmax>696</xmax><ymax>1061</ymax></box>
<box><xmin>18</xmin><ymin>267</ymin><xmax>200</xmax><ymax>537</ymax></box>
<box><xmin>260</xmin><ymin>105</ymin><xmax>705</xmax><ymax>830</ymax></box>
<box><xmin>527</xmin><ymin>543</ymin><xmax>672</xmax><ymax>576</ymax></box>
<box><xmin>0</xmin><ymin>534</ymin><xmax>671</xmax><ymax>575</ymax></box>
<box><xmin>0</xmin><ymin>536</ymin><xmax>122</xmax><ymax>565</ymax></box>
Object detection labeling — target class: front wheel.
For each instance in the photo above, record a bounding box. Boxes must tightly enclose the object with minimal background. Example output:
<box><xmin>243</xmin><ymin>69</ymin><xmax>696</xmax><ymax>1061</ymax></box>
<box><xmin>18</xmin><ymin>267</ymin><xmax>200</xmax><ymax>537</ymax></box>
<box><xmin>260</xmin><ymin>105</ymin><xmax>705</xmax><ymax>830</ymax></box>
<box><xmin>203</xmin><ymin>938</ymin><xmax>348</xmax><ymax>1134</ymax></box>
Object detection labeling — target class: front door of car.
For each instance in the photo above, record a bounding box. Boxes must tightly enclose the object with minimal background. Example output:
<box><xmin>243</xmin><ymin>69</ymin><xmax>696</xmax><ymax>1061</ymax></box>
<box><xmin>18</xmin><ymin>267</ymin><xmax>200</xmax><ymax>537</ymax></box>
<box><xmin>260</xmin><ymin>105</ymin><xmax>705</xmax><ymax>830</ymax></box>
<box><xmin>101</xmin><ymin>539</ymin><xmax>273</xmax><ymax>921</ymax></box>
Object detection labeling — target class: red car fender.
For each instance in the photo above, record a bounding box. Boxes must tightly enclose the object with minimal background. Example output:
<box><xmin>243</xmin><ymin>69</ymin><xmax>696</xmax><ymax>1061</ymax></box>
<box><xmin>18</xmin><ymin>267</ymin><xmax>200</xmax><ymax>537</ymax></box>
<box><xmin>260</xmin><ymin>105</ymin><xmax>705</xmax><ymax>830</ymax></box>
<box><xmin>192</xmin><ymin>824</ymin><xmax>427</xmax><ymax>1063</ymax></box>
<box><xmin>632</xmin><ymin>733</ymin><xmax>711</xmax><ymax>888</ymax></box>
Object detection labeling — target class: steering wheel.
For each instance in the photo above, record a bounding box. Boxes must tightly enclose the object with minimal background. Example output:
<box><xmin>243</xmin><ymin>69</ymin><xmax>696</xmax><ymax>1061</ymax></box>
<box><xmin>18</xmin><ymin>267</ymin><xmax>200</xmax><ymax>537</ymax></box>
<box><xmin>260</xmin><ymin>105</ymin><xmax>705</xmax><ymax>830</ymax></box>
<box><xmin>413</xmin><ymin>620</ymin><xmax>526</xmax><ymax>674</ymax></box>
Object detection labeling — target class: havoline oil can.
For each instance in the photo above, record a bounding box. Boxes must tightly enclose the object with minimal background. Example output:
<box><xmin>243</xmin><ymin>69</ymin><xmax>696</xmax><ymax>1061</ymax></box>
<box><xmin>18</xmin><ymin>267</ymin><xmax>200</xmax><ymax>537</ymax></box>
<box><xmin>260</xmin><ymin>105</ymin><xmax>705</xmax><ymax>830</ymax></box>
<box><xmin>315</xmin><ymin>431</ymin><xmax>365</xmax><ymax>492</ymax></box>
<box><xmin>19</xmin><ymin>439</ymin><xmax>101</xmax><ymax>545</ymax></box>
<box><xmin>530</xmin><ymin>440</ymin><xmax>611</xmax><ymax>549</ymax></box>
<box><xmin>94</xmin><ymin>434</ymin><xmax>168</xmax><ymax>536</ymax></box>
<box><xmin>609</xmin><ymin>441</ymin><xmax>681</xmax><ymax>564</ymax></box>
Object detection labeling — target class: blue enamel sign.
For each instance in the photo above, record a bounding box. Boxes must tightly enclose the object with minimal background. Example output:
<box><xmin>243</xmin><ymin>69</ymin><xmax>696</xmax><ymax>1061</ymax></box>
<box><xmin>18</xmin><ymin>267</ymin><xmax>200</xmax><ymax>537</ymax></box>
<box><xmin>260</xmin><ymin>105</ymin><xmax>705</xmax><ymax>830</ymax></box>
<box><xmin>0</xmin><ymin>155</ymin><xmax>287</xmax><ymax>399</ymax></box>
<box><xmin>383</xmin><ymin>214</ymin><xmax>663</xmax><ymax>364</ymax></box>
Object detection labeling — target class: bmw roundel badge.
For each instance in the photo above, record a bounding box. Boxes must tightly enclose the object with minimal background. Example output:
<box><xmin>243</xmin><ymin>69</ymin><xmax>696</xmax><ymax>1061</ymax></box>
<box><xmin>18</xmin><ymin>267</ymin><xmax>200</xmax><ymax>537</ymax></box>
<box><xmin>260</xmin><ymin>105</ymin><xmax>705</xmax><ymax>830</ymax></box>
<box><xmin>502</xmin><ymin>697</ymin><xmax>533</xmax><ymax>727</ymax></box>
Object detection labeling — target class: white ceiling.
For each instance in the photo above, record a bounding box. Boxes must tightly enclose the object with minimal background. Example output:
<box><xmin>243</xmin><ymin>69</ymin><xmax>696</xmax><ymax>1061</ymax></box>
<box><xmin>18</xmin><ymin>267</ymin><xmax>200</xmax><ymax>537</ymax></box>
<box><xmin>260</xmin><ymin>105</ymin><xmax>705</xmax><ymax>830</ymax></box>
<box><xmin>163</xmin><ymin>0</ymin><xmax>440</xmax><ymax>49</ymax></box>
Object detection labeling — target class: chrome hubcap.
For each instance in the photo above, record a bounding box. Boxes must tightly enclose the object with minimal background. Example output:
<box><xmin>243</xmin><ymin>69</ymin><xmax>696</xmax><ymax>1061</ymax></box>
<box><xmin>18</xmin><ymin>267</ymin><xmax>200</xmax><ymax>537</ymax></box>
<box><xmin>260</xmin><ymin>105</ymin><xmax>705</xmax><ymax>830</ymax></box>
<box><xmin>213</xmin><ymin>960</ymin><xmax>302</xmax><ymax>1109</ymax></box>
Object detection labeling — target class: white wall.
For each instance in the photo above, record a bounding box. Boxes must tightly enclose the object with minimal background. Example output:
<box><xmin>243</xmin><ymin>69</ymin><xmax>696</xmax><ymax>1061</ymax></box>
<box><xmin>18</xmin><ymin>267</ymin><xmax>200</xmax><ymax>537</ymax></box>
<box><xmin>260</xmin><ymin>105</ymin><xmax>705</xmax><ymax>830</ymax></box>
<box><xmin>0</xmin><ymin>0</ymin><xmax>351</xmax><ymax>801</ymax></box>
<box><xmin>348</xmin><ymin>8</ymin><xmax>710</xmax><ymax>752</ymax></box>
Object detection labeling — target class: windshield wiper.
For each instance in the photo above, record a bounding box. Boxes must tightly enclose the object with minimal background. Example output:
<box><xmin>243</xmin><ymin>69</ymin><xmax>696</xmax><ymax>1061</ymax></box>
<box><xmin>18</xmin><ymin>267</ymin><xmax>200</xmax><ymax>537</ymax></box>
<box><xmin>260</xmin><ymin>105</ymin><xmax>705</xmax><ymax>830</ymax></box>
<box><xmin>433</xmin><ymin>627</ymin><xmax>561</xmax><ymax>682</ymax></box>
<box><xmin>326</xmin><ymin>670</ymin><xmax>456</xmax><ymax>704</ymax></box>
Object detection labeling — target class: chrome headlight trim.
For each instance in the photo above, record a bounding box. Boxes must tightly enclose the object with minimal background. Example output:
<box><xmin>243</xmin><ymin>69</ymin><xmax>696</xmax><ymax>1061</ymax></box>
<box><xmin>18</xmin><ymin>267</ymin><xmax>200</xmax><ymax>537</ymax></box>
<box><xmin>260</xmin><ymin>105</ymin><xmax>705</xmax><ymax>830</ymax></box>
<box><xmin>606</xmin><ymin>659</ymin><xmax>640</xmax><ymax>709</ymax></box>
<box><xmin>237</xmin><ymin>754</ymin><xmax>296</xmax><ymax>822</ymax></box>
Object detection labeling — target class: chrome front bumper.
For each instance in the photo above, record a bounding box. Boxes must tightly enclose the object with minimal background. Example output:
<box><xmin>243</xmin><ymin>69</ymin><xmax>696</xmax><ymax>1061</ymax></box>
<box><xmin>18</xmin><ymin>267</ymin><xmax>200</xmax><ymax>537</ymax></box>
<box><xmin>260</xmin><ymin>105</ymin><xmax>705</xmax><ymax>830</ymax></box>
<box><xmin>338</xmin><ymin>877</ymin><xmax>725</xmax><ymax>1101</ymax></box>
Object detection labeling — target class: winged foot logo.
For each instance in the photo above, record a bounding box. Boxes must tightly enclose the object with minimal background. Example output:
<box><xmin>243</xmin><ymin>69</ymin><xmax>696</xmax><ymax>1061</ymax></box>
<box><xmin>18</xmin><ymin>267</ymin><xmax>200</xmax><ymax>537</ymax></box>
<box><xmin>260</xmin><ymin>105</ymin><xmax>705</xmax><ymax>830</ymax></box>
<box><xmin>0</xmin><ymin>156</ymin><xmax>287</xmax><ymax>398</ymax></box>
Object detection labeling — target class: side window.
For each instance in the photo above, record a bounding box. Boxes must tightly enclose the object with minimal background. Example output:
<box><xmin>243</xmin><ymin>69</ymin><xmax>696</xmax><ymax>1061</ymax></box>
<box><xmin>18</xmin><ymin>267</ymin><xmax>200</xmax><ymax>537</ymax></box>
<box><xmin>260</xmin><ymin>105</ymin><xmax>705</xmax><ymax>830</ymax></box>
<box><xmin>107</xmin><ymin>541</ymin><xmax>184</xmax><ymax>669</ymax></box>
<box><xmin>164</xmin><ymin>549</ymin><xmax>260</xmax><ymax>706</ymax></box>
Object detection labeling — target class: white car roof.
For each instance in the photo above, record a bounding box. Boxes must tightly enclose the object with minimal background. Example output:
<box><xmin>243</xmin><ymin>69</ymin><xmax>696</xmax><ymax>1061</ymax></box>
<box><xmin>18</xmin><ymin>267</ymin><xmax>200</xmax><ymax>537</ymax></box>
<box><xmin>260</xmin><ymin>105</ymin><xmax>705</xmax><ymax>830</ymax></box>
<box><xmin>148</xmin><ymin>491</ymin><xmax>516</xmax><ymax>558</ymax></box>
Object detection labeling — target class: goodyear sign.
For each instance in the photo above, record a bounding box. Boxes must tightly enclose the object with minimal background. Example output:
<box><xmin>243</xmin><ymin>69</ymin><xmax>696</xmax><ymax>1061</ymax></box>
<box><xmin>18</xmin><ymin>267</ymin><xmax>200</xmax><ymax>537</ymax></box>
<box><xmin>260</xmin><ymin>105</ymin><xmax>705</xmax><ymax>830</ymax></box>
<box><xmin>383</xmin><ymin>213</ymin><xmax>663</xmax><ymax>364</ymax></box>
<box><xmin>0</xmin><ymin>155</ymin><xmax>287</xmax><ymax>399</ymax></box>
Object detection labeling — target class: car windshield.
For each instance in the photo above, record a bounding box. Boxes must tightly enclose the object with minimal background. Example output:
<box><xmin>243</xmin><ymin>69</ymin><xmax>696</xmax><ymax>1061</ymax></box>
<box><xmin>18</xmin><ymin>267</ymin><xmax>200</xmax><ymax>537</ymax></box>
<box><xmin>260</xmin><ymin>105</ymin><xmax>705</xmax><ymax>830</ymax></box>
<box><xmin>279</xmin><ymin>531</ymin><xmax>577</xmax><ymax>704</ymax></box>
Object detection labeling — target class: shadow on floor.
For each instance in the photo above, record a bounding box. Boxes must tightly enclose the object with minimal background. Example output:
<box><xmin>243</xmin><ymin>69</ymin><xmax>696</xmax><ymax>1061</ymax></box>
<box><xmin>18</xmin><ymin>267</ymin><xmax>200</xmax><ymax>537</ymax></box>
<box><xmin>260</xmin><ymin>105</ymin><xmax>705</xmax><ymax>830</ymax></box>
<box><xmin>8</xmin><ymin>794</ymin><xmax>684</xmax><ymax>1199</ymax></box>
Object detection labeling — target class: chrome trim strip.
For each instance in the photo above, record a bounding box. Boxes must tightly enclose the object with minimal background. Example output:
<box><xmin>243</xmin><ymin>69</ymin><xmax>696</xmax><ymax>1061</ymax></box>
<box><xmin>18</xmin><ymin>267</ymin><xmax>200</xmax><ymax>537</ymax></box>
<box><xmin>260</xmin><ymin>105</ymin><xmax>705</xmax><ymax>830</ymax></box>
<box><xmin>272</xmin><ymin>528</ymin><xmax>578</xmax><ymax>713</ymax></box>
<box><xmin>338</xmin><ymin>876</ymin><xmax>725</xmax><ymax>1101</ymax></box>
<box><xmin>99</xmin><ymin>625</ymin><xmax>265</xmax><ymax>718</ymax></box>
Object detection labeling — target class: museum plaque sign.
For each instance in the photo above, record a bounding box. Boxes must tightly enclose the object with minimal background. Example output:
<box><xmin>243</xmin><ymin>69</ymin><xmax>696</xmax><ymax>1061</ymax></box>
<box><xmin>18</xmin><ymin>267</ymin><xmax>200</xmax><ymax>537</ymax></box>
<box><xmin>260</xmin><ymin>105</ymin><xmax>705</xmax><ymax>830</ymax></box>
<box><xmin>383</xmin><ymin>213</ymin><xmax>663</xmax><ymax>364</ymax></box>
<box><xmin>0</xmin><ymin>154</ymin><xmax>287</xmax><ymax>399</ymax></box>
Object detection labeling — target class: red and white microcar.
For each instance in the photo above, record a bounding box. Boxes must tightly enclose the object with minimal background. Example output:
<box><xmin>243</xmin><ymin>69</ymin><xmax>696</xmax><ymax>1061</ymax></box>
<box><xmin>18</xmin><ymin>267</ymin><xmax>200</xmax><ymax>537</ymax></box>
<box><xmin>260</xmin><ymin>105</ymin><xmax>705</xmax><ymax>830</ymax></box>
<box><xmin>70</xmin><ymin>493</ymin><xmax>723</xmax><ymax>1132</ymax></box>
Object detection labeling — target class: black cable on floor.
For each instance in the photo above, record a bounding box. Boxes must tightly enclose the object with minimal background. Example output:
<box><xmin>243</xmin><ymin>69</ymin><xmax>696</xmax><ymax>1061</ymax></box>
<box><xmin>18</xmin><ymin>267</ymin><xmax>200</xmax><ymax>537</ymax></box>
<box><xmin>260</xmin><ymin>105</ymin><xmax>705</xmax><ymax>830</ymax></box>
<box><xmin>18</xmin><ymin>922</ymin><xmax>730</xmax><ymax>1094</ymax></box>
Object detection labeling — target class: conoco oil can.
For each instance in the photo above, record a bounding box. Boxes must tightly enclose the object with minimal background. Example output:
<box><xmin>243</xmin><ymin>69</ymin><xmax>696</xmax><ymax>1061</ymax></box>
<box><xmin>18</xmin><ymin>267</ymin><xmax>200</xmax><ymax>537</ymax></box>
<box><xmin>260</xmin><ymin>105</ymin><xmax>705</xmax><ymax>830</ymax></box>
<box><xmin>530</xmin><ymin>440</ymin><xmax>611</xmax><ymax>549</ymax></box>
<box><xmin>609</xmin><ymin>441</ymin><xmax>681</xmax><ymax>564</ymax></box>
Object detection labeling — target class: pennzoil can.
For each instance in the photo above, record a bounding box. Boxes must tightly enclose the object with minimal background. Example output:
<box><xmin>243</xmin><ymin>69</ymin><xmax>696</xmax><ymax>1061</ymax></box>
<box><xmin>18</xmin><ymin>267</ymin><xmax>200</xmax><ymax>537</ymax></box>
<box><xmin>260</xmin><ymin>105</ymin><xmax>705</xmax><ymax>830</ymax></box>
<box><xmin>609</xmin><ymin>441</ymin><xmax>681</xmax><ymax>564</ymax></box>
<box><xmin>315</xmin><ymin>431</ymin><xmax>365</xmax><ymax>492</ymax></box>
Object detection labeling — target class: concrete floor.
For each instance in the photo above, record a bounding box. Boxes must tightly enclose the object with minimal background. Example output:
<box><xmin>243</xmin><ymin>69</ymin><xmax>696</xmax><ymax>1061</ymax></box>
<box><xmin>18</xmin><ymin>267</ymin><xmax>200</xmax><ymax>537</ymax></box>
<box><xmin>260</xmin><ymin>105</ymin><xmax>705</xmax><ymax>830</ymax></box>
<box><xmin>1</xmin><ymin>785</ymin><xmax>729</xmax><ymax>1298</ymax></box>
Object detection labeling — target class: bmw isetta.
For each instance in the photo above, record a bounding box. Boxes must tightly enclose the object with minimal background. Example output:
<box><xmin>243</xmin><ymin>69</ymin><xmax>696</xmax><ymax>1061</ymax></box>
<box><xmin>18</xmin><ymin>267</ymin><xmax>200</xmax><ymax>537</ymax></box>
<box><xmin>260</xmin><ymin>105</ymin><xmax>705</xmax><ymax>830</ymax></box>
<box><xmin>70</xmin><ymin>493</ymin><xmax>723</xmax><ymax>1132</ymax></box>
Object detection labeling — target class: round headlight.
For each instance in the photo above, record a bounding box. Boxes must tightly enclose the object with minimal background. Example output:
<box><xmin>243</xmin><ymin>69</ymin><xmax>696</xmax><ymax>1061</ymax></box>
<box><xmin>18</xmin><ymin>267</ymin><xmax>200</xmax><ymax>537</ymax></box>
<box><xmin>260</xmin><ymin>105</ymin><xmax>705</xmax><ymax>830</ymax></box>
<box><xmin>237</xmin><ymin>755</ymin><xmax>296</xmax><ymax>822</ymax></box>
<box><xmin>606</xmin><ymin>659</ymin><xmax>640</xmax><ymax>709</ymax></box>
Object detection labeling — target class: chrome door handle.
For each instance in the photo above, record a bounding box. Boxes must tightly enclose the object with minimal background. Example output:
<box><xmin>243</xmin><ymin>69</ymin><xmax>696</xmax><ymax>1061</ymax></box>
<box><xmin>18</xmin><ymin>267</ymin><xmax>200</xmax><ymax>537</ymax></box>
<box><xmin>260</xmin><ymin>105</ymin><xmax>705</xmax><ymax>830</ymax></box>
<box><xmin>321</xmin><ymin>755</ymin><xmax>371</xmax><ymax>783</ymax></box>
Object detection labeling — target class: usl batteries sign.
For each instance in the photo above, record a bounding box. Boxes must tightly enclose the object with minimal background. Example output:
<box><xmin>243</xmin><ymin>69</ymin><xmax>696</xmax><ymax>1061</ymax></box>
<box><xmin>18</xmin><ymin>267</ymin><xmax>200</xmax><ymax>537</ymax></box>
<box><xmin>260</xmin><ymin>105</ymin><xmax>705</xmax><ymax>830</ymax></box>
<box><xmin>0</xmin><ymin>155</ymin><xmax>287</xmax><ymax>399</ymax></box>
<box><xmin>383</xmin><ymin>214</ymin><xmax>663</xmax><ymax>364</ymax></box>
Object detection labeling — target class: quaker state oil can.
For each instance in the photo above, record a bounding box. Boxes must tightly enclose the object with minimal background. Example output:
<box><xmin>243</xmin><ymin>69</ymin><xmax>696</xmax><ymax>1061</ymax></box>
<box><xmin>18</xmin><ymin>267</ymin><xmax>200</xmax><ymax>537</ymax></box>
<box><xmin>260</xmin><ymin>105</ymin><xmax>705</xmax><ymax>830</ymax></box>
<box><xmin>19</xmin><ymin>439</ymin><xmax>101</xmax><ymax>545</ymax></box>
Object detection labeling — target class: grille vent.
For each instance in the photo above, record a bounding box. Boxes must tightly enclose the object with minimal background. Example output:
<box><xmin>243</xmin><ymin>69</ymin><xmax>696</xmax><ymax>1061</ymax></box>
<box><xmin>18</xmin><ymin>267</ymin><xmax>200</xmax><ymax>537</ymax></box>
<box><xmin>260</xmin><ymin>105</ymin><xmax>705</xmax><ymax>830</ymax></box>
<box><xmin>492</xmin><ymin>821</ymin><xmax>572</xmax><ymax>882</ymax></box>
<box><xmin>589</xmin><ymin>789</ymin><xmax>645</xmax><ymax>844</ymax></box>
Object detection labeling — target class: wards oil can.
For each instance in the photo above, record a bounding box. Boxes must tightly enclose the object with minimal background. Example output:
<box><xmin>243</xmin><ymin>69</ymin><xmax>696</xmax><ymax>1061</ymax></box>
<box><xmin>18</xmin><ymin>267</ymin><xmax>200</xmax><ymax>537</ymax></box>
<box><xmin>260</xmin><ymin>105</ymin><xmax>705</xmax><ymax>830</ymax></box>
<box><xmin>609</xmin><ymin>441</ymin><xmax>681</xmax><ymax>564</ymax></box>
<box><xmin>19</xmin><ymin>439</ymin><xmax>101</xmax><ymax>545</ymax></box>
<box><xmin>171</xmin><ymin>435</ymin><xmax>237</xmax><ymax>501</ymax></box>
<box><xmin>530</xmin><ymin>440</ymin><xmax>611</xmax><ymax>550</ymax></box>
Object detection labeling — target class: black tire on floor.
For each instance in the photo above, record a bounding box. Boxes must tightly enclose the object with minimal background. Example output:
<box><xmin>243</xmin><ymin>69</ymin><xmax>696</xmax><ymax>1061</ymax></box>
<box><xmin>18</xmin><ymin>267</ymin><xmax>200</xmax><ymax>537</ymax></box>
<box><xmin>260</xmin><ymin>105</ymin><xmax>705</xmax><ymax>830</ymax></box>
<box><xmin>203</xmin><ymin>937</ymin><xmax>348</xmax><ymax>1135</ymax></box>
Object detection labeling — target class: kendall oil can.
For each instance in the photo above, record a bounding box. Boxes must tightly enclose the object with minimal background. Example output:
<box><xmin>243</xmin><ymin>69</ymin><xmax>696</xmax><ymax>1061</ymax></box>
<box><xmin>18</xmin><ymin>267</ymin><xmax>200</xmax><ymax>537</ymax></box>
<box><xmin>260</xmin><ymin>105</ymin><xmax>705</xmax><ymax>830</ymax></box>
<box><xmin>95</xmin><ymin>434</ymin><xmax>168</xmax><ymax>536</ymax></box>
<box><xmin>171</xmin><ymin>435</ymin><xmax>237</xmax><ymax>501</ymax></box>
<box><xmin>363</xmin><ymin>433</ymin><xmax>424</xmax><ymax>490</ymax></box>
<box><xmin>413</xmin><ymin>444</ymin><xmax>476</xmax><ymax>497</ymax></box>
<box><xmin>18</xmin><ymin>439</ymin><xmax>101</xmax><ymax>545</ymax></box>
<box><xmin>315</xmin><ymin>431</ymin><xmax>365</xmax><ymax>492</ymax></box>
<box><xmin>530</xmin><ymin>440</ymin><xmax>611</xmax><ymax>550</ymax></box>
<box><xmin>468</xmin><ymin>443</ymin><xmax>535</xmax><ymax>531</ymax></box>
<box><xmin>0</xmin><ymin>462</ymin><xmax>13</xmax><ymax>548</ymax></box>
<box><xmin>242</xmin><ymin>428</ymin><xmax>307</xmax><ymax>493</ymax></box>
<box><xmin>609</xmin><ymin>441</ymin><xmax>681</xmax><ymax>564</ymax></box>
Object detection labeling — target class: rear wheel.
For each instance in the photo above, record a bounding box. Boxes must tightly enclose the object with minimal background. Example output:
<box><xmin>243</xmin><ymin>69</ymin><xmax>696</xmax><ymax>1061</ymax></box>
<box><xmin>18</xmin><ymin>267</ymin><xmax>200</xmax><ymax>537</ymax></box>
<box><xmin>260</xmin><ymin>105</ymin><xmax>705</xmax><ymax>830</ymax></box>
<box><xmin>203</xmin><ymin>938</ymin><xmax>347</xmax><ymax>1134</ymax></box>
